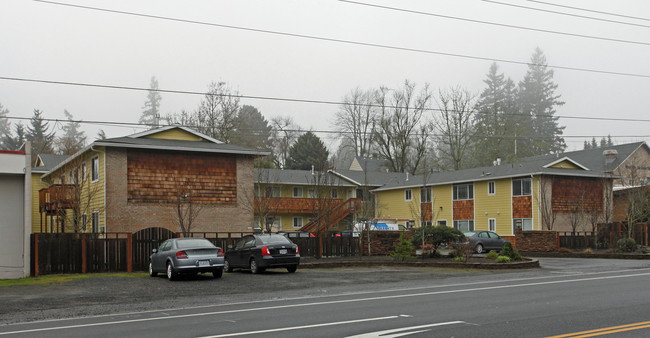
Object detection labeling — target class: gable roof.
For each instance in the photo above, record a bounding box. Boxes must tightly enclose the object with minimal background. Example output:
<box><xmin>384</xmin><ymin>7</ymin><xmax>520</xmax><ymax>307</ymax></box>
<box><xmin>349</xmin><ymin>157</ymin><xmax>390</xmax><ymax>172</ymax></box>
<box><xmin>542</xmin><ymin>157</ymin><xmax>590</xmax><ymax>170</ymax></box>
<box><xmin>329</xmin><ymin>169</ymin><xmax>407</xmax><ymax>187</ymax></box>
<box><xmin>126</xmin><ymin>125</ymin><xmax>224</xmax><ymax>144</ymax></box>
<box><xmin>373</xmin><ymin>142</ymin><xmax>647</xmax><ymax>192</ymax></box>
<box><xmin>254</xmin><ymin>168</ymin><xmax>356</xmax><ymax>187</ymax></box>
<box><xmin>32</xmin><ymin>154</ymin><xmax>70</xmax><ymax>173</ymax></box>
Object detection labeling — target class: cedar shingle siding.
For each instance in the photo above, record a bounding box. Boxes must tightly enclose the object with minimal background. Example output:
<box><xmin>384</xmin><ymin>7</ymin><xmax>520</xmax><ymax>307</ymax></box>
<box><xmin>453</xmin><ymin>200</ymin><xmax>474</xmax><ymax>220</ymax></box>
<box><xmin>127</xmin><ymin>150</ymin><xmax>237</xmax><ymax>204</ymax></box>
<box><xmin>512</xmin><ymin>196</ymin><xmax>532</xmax><ymax>218</ymax></box>
<box><xmin>552</xmin><ymin>177</ymin><xmax>603</xmax><ymax>213</ymax></box>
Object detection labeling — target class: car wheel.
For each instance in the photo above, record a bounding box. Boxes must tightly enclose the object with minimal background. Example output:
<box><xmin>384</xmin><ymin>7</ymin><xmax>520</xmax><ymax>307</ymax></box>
<box><xmin>287</xmin><ymin>265</ymin><xmax>297</xmax><ymax>273</ymax></box>
<box><xmin>224</xmin><ymin>259</ymin><xmax>233</xmax><ymax>273</ymax></box>
<box><xmin>250</xmin><ymin>258</ymin><xmax>264</xmax><ymax>274</ymax></box>
<box><xmin>475</xmin><ymin>243</ymin><xmax>484</xmax><ymax>254</ymax></box>
<box><xmin>166</xmin><ymin>263</ymin><xmax>177</xmax><ymax>281</ymax></box>
<box><xmin>149</xmin><ymin>262</ymin><xmax>157</xmax><ymax>277</ymax></box>
<box><xmin>212</xmin><ymin>268</ymin><xmax>223</xmax><ymax>279</ymax></box>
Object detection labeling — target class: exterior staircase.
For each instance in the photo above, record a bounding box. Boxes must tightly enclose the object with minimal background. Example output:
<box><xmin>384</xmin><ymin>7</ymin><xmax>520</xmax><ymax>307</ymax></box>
<box><xmin>299</xmin><ymin>198</ymin><xmax>360</xmax><ymax>234</ymax></box>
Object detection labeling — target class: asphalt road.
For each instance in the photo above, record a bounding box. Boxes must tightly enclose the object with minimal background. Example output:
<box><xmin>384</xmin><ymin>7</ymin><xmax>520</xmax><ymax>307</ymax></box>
<box><xmin>2</xmin><ymin>258</ymin><xmax>650</xmax><ymax>337</ymax></box>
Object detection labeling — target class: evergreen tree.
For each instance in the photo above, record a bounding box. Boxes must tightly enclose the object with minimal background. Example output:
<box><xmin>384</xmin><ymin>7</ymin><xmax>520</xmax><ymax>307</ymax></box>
<box><xmin>55</xmin><ymin>110</ymin><xmax>87</xmax><ymax>155</ymax></box>
<box><xmin>96</xmin><ymin>129</ymin><xmax>107</xmax><ymax>140</ymax></box>
<box><xmin>0</xmin><ymin>102</ymin><xmax>10</xmax><ymax>150</ymax></box>
<box><xmin>232</xmin><ymin>105</ymin><xmax>273</xmax><ymax>150</ymax></box>
<box><xmin>473</xmin><ymin>63</ymin><xmax>521</xmax><ymax>166</ymax></box>
<box><xmin>139</xmin><ymin>76</ymin><xmax>162</xmax><ymax>128</ymax></box>
<box><xmin>3</xmin><ymin>123</ymin><xmax>25</xmax><ymax>151</ymax></box>
<box><xmin>591</xmin><ymin>137</ymin><xmax>598</xmax><ymax>149</ymax></box>
<box><xmin>517</xmin><ymin>48</ymin><xmax>566</xmax><ymax>156</ymax></box>
<box><xmin>26</xmin><ymin>109</ymin><xmax>55</xmax><ymax>163</ymax></box>
<box><xmin>285</xmin><ymin>131</ymin><xmax>330</xmax><ymax>170</ymax></box>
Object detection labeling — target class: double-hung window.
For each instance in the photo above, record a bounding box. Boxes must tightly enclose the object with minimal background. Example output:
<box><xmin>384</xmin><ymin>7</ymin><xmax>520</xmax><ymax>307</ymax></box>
<box><xmin>453</xmin><ymin>220</ymin><xmax>474</xmax><ymax>232</ymax></box>
<box><xmin>453</xmin><ymin>184</ymin><xmax>474</xmax><ymax>200</ymax></box>
<box><xmin>292</xmin><ymin>217</ymin><xmax>303</xmax><ymax>229</ymax></box>
<box><xmin>405</xmin><ymin>189</ymin><xmax>413</xmax><ymax>201</ymax></box>
<box><xmin>420</xmin><ymin>188</ymin><xmax>432</xmax><ymax>203</ymax></box>
<box><xmin>512</xmin><ymin>178</ymin><xmax>532</xmax><ymax>196</ymax></box>
<box><xmin>91</xmin><ymin>156</ymin><xmax>99</xmax><ymax>182</ymax></box>
<box><xmin>264</xmin><ymin>186</ymin><xmax>281</xmax><ymax>197</ymax></box>
<box><xmin>292</xmin><ymin>187</ymin><xmax>303</xmax><ymax>198</ymax></box>
<box><xmin>488</xmin><ymin>181</ymin><xmax>496</xmax><ymax>196</ymax></box>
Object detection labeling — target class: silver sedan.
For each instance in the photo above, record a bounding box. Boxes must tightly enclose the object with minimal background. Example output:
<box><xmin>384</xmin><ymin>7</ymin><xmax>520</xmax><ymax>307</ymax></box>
<box><xmin>149</xmin><ymin>238</ymin><xmax>225</xmax><ymax>280</ymax></box>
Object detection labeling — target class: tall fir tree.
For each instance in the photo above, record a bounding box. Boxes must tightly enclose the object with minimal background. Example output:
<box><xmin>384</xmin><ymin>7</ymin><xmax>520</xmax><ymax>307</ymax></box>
<box><xmin>0</xmin><ymin>102</ymin><xmax>11</xmax><ymax>150</ymax></box>
<box><xmin>3</xmin><ymin>123</ymin><xmax>25</xmax><ymax>151</ymax></box>
<box><xmin>26</xmin><ymin>109</ymin><xmax>55</xmax><ymax>164</ymax></box>
<box><xmin>139</xmin><ymin>76</ymin><xmax>162</xmax><ymax>128</ymax></box>
<box><xmin>285</xmin><ymin>131</ymin><xmax>330</xmax><ymax>171</ymax></box>
<box><xmin>473</xmin><ymin>63</ymin><xmax>521</xmax><ymax>166</ymax></box>
<box><xmin>517</xmin><ymin>48</ymin><xmax>566</xmax><ymax>156</ymax></box>
<box><xmin>55</xmin><ymin>110</ymin><xmax>87</xmax><ymax>155</ymax></box>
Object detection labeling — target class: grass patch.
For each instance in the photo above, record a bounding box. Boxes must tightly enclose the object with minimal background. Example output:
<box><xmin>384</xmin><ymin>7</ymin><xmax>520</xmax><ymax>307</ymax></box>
<box><xmin>0</xmin><ymin>272</ymin><xmax>148</xmax><ymax>287</ymax></box>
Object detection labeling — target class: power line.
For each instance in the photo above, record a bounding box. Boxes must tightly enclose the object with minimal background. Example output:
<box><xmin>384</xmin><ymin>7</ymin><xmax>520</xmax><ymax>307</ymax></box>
<box><xmin>3</xmin><ymin>75</ymin><xmax>650</xmax><ymax>124</ymax></box>
<box><xmin>32</xmin><ymin>0</ymin><xmax>650</xmax><ymax>79</ymax></box>
<box><xmin>527</xmin><ymin>0</ymin><xmax>650</xmax><ymax>23</ymax></box>
<box><xmin>483</xmin><ymin>0</ymin><xmax>650</xmax><ymax>29</ymax></box>
<box><xmin>4</xmin><ymin>115</ymin><xmax>649</xmax><ymax>141</ymax></box>
<box><xmin>338</xmin><ymin>0</ymin><xmax>650</xmax><ymax>45</ymax></box>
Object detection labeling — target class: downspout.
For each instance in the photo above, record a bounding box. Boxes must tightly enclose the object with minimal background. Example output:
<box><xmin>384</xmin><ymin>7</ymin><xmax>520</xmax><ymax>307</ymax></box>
<box><xmin>91</xmin><ymin>145</ymin><xmax>107</xmax><ymax>234</ymax></box>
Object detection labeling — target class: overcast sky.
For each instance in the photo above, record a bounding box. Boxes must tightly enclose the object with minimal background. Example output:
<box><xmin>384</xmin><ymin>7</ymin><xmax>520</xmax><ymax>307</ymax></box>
<box><xmin>1</xmin><ymin>0</ymin><xmax>649</xmax><ymax>152</ymax></box>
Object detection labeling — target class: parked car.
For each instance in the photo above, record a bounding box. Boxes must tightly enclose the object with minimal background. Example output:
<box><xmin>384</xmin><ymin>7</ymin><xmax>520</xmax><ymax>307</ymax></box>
<box><xmin>224</xmin><ymin>234</ymin><xmax>300</xmax><ymax>274</ymax></box>
<box><xmin>149</xmin><ymin>238</ymin><xmax>225</xmax><ymax>281</ymax></box>
<box><xmin>463</xmin><ymin>231</ymin><xmax>509</xmax><ymax>254</ymax></box>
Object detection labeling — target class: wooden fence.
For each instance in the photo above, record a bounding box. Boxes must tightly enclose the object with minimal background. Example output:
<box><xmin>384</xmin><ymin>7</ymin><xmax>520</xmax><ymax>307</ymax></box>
<box><xmin>558</xmin><ymin>223</ymin><xmax>649</xmax><ymax>250</ymax></box>
<box><xmin>31</xmin><ymin>229</ymin><xmax>361</xmax><ymax>276</ymax></box>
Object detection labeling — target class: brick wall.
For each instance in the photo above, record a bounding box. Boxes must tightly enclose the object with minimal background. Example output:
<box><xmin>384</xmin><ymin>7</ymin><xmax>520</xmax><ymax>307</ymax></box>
<box><xmin>106</xmin><ymin>148</ymin><xmax>255</xmax><ymax>233</ymax></box>
<box><xmin>515</xmin><ymin>229</ymin><xmax>558</xmax><ymax>252</ymax></box>
<box><xmin>360</xmin><ymin>230</ymin><xmax>410</xmax><ymax>255</ymax></box>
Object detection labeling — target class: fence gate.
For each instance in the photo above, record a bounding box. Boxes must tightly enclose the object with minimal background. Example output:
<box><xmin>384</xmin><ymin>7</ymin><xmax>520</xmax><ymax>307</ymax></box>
<box><xmin>132</xmin><ymin>227</ymin><xmax>175</xmax><ymax>271</ymax></box>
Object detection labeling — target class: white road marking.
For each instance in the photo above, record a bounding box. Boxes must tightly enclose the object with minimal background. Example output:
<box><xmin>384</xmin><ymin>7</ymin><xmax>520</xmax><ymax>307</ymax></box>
<box><xmin>2</xmin><ymin>272</ymin><xmax>649</xmax><ymax>335</ymax></box>
<box><xmin>198</xmin><ymin>315</ymin><xmax>404</xmax><ymax>338</ymax></box>
<box><xmin>7</xmin><ymin>267</ymin><xmax>649</xmax><ymax>327</ymax></box>
<box><xmin>345</xmin><ymin>321</ymin><xmax>466</xmax><ymax>338</ymax></box>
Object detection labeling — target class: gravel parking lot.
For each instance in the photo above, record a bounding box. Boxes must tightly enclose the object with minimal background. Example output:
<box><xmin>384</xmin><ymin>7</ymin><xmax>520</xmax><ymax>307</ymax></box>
<box><xmin>0</xmin><ymin>264</ymin><xmax>497</xmax><ymax>325</ymax></box>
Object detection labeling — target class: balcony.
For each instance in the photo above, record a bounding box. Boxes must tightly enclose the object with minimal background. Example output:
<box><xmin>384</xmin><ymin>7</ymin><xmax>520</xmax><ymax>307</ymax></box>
<box><xmin>254</xmin><ymin>197</ymin><xmax>344</xmax><ymax>214</ymax></box>
<box><xmin>39</xmin><ymin>184</ymin><xmax>77</xmax><ymax>214</ymax></box>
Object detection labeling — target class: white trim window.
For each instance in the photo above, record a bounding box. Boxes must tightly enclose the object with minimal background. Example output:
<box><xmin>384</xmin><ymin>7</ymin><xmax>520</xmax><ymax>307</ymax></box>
<box><xmin>331</xmin><ymin>189</ymin><xmax>338</xmax><ymax>199</ymax></box>
<box><xmin>437</xmin><ymin>220</ymin><xmax>448</xmax><ymax>227</ymax></box>
<box><xmin>488</xmin><ymin>181</ymin><xmax>496</xmax><ymax>196</ymax></box>
<box><xmin>453</xmin><ymin>220</ymin><xmax>474</xmax><ymax>232</ymax></box>
<box><xmin>512</xmin><ymin>178</ymin><xmax>532</xmax><ymax>196</ymax></box>
<box><xmin>405</xmin><ymin>189</ymin><xmax>413</xmax><ymax>201</ymax></box>
<box><xmin>91</xmin><ymin>211</ymin><xmax>100</xmax><ymax>233</ymax></box>
<box><xmin>292</xmin><ymin>216</ymin><xmax>303</xmax><ymax>229</ymax></box>
<box><xmin>453</xmin><ymin>184</ymin><xmax>474</xmax><ymax>200</ymax></box>
<box><xmin>307</xmin><ymin>188</ymin><xmax>316</xmax><ymax>198</ymax></box>
<box><xmin>420</xmin><ymin>187</ymin><xmax>432</xmax><ymax>203</ymax></box>
<box><xmin>264</xmin><ymin>186</ymin><xmax>281</xmax><ymax>197</ymax></box>
<box><xmin>91</xmin><ymin>156</ymin><xmax>99</xmax><ymax>183</ymax></box>
<box><xmin>488</xmin><ymin>218</ymin><xmax>496</xmax><ymax>232</ymax></box>
<box><xmin>513</xmin><ymin>218</ymin><xmax>533</xmax><ymax>231</ymax></box>
<box><xmin>292</xmin><ymin>187</ymin><xmax>303</xmax><ymax>198</ymax></box>
<box><xmin>81</xmin><ymin>162</ymin><xmax>87</xmax><ymax>181</ymax></box>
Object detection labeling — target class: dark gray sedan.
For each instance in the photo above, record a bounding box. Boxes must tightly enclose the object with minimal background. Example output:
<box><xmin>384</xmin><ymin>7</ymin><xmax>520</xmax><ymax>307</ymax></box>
<box><xmin>224</xmin><ymin>234</ymin><xmax>300</xmax><ymax>274</ymax></box>
<box><xmin>149</xmin><ymin>238</ymin><xmax>225</xmax><ymax>280</ymax></box>
<box><xmin>463</xmin><ymin>231</ymin><xmax>509</xmax><ymax>254</ymax></box>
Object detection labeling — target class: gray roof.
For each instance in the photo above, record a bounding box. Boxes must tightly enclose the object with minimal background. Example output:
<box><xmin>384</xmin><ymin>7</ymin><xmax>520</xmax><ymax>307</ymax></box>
<box><xmin>330</xmin><ymin>169</ymin><xmax>407</xmax><ymax>187</ymax></box>
<box><xmin>33</xmin><ymin>154</ymin><xmax>69</xmax><ymax>173</ymax></box>
<box><xmin>96</xmin><ymin>136</ymin><xmax>270</xmax><ymax>156</ymax></box>
<box><xmin>350</xmin><ymin>156</ymin><xmax>390</xmax><ymax>172</ymax></box>
<box><xmin>254</xmin><ymin>168</ymin><xmax>356</xmax><ymax>187</ymax></box>
<box><xmin>373</xmin><ymin>142</ymin><xmax>647</xmax><ymax>192</ymax></box>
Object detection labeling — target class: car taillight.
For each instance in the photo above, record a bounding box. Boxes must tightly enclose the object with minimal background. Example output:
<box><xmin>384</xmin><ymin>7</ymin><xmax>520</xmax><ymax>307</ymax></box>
<box><xmin>295</xmin><ymin>245</ymin><xmax>299</xmax><ymax>255</ymax></box>
<box><xmin>217</xmin><ymin>248</ymin><xmax>224</xmax><ymax>257</ymax></box>
<box><xmin>176</xmin><ymin>250</ymin><xmax>188</xmax><ymax>259</ymax></box>
<box><xmin>465</xmin><ymin>238</ymin><xmax>471</xmax><ymax>242</ymax></box>
<box><xmin>261</xmin><ymin>246</ymin><xmax>271</xmax><ymax>256</ymax></box>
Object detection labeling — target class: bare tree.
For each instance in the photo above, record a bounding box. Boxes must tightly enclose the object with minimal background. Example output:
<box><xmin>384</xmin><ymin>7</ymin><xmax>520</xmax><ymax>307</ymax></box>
<box><xmin>241</xmin><ymin>165</ymin><xmax>282</xmax><ymax>233</ymax></box>
<box><xmin>270</xmin><ymin>116</ymin><xmax>301</xmax><ymax>169</ymax></box>
<box><xmin>334</xmin><ymin>87</ymin><xmax>377</xmax><ymax>158</ymax></box>
<box><xmin>433</xmin><ymin>86</ymin><xmax>476</xmax><ymax>171</ymax></box>
<box><xmin>57</xmin><ymin>156</ymin><xmax>104</xmax><ymax>233</ymax></box>
<box><xmin>538</xmin><ymin>176</ymin><xmax>557</xmax><ymax>230</ymax></box>
<box><xmin>170</xmin><ymin>182</ymin><xmax>204</xmax><ymax>237</ymax></box>
<box><xmin>195</xmin><ymin>82</ymin><xmax>240</xmax><ymax>143</ymax></box>
<box><xmin>373</xmin><ymin>80</ymin><xmax>432</xmax><ymax>174</ymax></box>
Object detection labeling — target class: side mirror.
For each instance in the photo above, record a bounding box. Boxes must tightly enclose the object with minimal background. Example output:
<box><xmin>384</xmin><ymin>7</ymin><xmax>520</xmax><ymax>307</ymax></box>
<box><xmin>152</xmin><ymin>248</ymin><xmax>158</xmax><ymax>253</ymax></box>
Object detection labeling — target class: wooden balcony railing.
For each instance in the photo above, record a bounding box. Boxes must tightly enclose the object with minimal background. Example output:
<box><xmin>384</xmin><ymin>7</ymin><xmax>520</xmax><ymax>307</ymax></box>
<box><xmin>254</xmin><ymin>197</ymin><xmax>344</xmax><ymax>214</ymax></box>
<box><xmin>39</xmin><ymin>184</ymin><xmax>77</xmax><ymax>214</ymax></box>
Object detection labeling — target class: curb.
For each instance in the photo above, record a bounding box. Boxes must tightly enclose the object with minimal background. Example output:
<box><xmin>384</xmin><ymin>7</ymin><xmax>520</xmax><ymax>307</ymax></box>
<box><xmin>299</xmin><ymin>258</ymin><xmax>539</xmax><ymax>270</ymax></box>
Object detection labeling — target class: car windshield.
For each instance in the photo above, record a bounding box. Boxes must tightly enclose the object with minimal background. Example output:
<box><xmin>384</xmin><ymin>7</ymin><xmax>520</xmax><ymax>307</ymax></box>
<box><xmin>258</xmin><ymin>235</ymin><xmax>292</xmax><ymax>245</ymax></box>
<box><xmin>463</xmin><ymin>232</ymin><xmax>476</xmax><ymax>237</ymax></box>
<box><xmin>176</xmin><ymin>239</ymin><xmax>215</xmax><ymax>249</ymax></box>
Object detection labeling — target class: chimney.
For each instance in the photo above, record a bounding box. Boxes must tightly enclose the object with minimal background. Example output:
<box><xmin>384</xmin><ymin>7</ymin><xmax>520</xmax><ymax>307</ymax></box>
<box><xmin>405</xmin><ymin>172</ymin><xmax>409</xmax><ymax>181</ymax></box>
<box><xmin>603</xmin><ymin>149</ymin><xmax>618</xmax><ymax>172</ymax></box>
<box><xmin>311</xmin><ymin>165</ymin><xmax>315</xmax><ymax>175</ymax></box>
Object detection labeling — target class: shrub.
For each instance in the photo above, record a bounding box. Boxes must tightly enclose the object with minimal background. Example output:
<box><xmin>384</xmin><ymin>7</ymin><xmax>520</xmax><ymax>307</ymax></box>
<box><xmin>500</xmin><ymin>242</ymin><xmax>523</xmax><ymax>261</ymax></box>
<box><xmin>486</xmin><ymin>251</ymin><xmax>499</xmax><ymax>260</ymax></box>
<box><xmin>412</xmin><ymin>226</ymin><xmax>465</xmax><ymax>249</ymax></box>
<box><xmin>391</xmin><ymin>232</ymin><xmax>416</xmax><ymax>261</ymax></box>
<box><xmin>583</xmin><ymin>248</ymin><xmax>593</xmax><ymax>254</ymax></box>
<box><xmin>496</xmin><ymin>256</ymin><xmax>511</xmax><ymax>263</ymax></box>
<box><xmin>558</xmin><ymin>247</ymin><xmax>573</xmax><ymax>253</ymax></box>
<box><xmin>455</xmin><ymin>256</ymin><xmax>464</xmax><ymax>262</ymax></box>
<box><xmin>616</xmin><ymin>238</ymin><xmax>636</xmax><ymax>252</ymax></box>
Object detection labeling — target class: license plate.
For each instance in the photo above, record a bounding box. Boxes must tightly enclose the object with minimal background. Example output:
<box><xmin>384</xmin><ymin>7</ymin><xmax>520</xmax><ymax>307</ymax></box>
<box><xmin>199</xmin><ymin>260</ymin><xmax>210</xmax><ymax>266</ymax></box>
<box><xmin>279</xmin><ymin>249</ymin><xmax>287</xmax><ymax>255</ymax></box>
